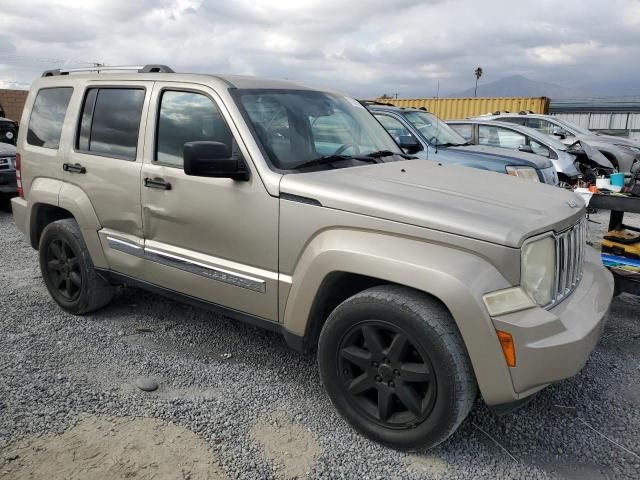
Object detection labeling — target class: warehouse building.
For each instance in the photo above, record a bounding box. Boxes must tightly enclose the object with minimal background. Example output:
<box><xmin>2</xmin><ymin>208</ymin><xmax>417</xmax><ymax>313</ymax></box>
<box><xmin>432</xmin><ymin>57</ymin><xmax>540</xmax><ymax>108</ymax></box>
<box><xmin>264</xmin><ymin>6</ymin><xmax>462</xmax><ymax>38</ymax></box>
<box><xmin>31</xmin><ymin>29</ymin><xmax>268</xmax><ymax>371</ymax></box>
<box><xmin>550</xmin><ymin>97</ymin><xmax>640</xmax><ymax>141</ymax></box>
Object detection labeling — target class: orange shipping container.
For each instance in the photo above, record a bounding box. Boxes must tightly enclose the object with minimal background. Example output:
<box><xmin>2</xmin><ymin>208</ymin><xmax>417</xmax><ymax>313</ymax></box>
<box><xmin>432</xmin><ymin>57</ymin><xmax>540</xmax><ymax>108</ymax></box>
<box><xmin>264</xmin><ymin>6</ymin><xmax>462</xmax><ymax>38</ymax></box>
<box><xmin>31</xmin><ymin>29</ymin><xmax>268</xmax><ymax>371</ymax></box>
<box><xmin>371</xmin><ymin>97</ymin><xmax>550</xmax><ymax>120</ymax></box>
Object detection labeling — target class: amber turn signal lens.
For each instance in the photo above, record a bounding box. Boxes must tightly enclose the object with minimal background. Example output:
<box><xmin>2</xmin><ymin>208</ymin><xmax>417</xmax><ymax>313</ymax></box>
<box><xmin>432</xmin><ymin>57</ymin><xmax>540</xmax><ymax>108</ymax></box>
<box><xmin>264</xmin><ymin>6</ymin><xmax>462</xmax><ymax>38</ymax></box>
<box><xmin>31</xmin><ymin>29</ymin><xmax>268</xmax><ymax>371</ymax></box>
<box><xmin>496</xmin><ymin>330</ymin><xmax>516</xmax><ymax>367</ymax></box>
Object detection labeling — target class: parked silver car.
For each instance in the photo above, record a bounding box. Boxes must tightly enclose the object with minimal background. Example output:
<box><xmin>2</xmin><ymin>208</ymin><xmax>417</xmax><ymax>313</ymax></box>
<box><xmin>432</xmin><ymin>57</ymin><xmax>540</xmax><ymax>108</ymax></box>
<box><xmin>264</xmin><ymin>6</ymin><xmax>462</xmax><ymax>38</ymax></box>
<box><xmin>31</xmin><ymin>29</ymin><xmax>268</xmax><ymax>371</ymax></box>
<box><xmin>448</xmin><ymin>119</ymin><xmax>614</xmax><ymax>183</ymax></box>
<box><xmin>368</xmin><ymin>104</ymin><xmax>559</xmax><ymax>186</ymax></box>
<box><xmin>478</xmin><ymin>113</ymin><xmax>640</xmax><ymax>172</ymax></box>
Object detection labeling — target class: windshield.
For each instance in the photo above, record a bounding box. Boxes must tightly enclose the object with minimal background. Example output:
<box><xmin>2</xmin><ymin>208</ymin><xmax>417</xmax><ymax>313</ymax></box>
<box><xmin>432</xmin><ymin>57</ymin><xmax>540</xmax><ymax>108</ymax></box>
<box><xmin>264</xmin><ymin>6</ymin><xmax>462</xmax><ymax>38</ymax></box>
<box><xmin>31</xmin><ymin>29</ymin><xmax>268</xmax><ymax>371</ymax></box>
<box><xmin>518</xmin><ymin>127</ymin><xmax>568</xmax><ymax>151</ymax></box>
<box><xmin>553</xmin><ymin>118</ymin><xmax>591</xmax><ymax>135</ymax></box>
<box><xmin>234</xmin><ymin>89</ymin><xmax>402</xmax><ymax>171</ymax></box>
<box><xmin>403</xmin><ymin>111</ymin><xmax>468</xmax><ymax>146</ymax></box>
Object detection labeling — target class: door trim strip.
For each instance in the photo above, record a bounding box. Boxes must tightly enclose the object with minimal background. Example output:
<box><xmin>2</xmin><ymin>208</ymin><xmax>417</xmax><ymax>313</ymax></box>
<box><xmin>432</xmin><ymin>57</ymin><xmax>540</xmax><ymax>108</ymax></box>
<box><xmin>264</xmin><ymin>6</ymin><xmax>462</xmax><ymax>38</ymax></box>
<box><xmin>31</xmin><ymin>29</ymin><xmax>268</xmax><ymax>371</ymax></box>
<box><xmin>106</xmin><ymin>236</ymin><xmax>144</xmax><ymax>258</ymax></box>
<box><xmin>105</xmin><ymin>235</ymin><xmax>268</xmax><ymax>293</ymax></box>
<box><xmin>144</xmin><ymin>247</ymin><xmax>266</xmax><ymax>293</ymax></box>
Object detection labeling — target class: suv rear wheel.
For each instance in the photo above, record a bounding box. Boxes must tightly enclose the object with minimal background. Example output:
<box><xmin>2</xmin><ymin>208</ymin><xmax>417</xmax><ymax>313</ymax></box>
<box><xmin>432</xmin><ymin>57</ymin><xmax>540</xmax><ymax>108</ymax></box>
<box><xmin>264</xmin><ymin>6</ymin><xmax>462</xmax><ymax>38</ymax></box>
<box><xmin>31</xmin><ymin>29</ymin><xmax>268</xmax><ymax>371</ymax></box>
<box><xmin>39</xmin><ymin>218</ymin><xmax>113</xmax><ymax>314</ymax></box>
<box><xmin>318</xmin><ymin>285</ymin><xmax>477</xmax><ymax>450</ymax></box>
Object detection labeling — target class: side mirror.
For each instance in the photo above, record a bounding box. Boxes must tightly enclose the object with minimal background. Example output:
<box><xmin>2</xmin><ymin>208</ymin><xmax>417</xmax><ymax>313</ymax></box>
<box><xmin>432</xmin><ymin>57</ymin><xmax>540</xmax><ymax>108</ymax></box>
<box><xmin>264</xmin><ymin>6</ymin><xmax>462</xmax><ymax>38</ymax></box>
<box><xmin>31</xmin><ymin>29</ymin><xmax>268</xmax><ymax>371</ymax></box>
<box><xmin>552</xmin><ymin>128</ymin><xmax>567</xmax><ymax>139</ymax></box>
<box><xmin>518</xmin><ymin>144</ymin><xmax>534</xmax><ymax>153</ymax></box>
<box><xmin>397</xmin><ymin>135</ymin><xmax>422</xmax><ymax>154</ymax></box>
<box><xmin>183</xmin><ymin>141</ymin><xmax>249</xmax><ymax>181</ymax></box>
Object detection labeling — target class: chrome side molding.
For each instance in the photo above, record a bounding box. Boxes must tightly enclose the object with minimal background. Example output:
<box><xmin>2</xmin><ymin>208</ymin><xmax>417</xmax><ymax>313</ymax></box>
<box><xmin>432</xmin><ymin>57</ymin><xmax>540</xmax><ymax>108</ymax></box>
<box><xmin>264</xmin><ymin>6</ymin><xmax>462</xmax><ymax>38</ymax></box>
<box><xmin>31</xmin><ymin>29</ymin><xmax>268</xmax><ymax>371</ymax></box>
<box><xmin>106</xmin><ymin>235</ymin><xmax>266</xmax><ymax>293</ymax></box>
<box><xmin>145</xmin><ymin>248</ymin><xmax>266</xmax><ymax>293</ymax></box>
<box><xmin>106</xmin><ymin>236</ymin><xmax>144</xmax><ymax>258</ymax></box>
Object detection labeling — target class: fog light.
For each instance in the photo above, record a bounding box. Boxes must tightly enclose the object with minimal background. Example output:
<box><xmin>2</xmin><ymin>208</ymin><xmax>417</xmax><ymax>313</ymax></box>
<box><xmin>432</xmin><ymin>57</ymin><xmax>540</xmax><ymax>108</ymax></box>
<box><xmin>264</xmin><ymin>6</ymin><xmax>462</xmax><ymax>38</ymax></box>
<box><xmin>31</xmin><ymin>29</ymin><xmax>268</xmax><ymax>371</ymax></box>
<box><xmin>483</xmin><ymin>287</ymin><xmax>535</xmax><ymax>316</ymax></box>
<box><xmin>496</xmin><ymin>330</ymin><xmax>516</xmax><ymax>367</ymax></box>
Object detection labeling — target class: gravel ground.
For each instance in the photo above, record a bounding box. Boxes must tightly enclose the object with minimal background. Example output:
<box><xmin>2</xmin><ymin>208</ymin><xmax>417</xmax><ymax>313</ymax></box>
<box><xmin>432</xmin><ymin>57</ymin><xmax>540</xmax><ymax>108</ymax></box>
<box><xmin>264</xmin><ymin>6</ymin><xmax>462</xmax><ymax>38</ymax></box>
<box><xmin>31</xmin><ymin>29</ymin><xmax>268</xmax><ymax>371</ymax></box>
<box><xmin>1</xmin><ymin>204</ymin><xmax>639</xmax><ymax>480</ymax></box>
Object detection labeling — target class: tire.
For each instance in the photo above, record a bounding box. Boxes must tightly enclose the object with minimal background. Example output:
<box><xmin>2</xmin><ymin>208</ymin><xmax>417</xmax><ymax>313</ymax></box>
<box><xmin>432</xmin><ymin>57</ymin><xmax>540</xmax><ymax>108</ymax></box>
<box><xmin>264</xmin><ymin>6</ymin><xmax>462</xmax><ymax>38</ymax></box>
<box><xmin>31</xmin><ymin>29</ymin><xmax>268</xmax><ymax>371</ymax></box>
<box><xmin>318</xmin><ymin>285</ymin><xmax>477</xmax><ymax>450</ymax></box>
<box><xmin>39</xmin><ymin>218</ymin><xmax>113</xmax><ymax>314</ymax></box>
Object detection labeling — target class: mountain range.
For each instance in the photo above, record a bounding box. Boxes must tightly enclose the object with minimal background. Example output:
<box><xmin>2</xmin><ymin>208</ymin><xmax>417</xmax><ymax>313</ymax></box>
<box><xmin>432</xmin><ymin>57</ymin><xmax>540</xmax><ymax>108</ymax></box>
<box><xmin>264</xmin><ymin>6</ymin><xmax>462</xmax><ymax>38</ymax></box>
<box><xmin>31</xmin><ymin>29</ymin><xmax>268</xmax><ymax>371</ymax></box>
<box><xmin>448</xmin><ymin>75</ymin><xmax>640</xmax><ymax>99</ymax></box>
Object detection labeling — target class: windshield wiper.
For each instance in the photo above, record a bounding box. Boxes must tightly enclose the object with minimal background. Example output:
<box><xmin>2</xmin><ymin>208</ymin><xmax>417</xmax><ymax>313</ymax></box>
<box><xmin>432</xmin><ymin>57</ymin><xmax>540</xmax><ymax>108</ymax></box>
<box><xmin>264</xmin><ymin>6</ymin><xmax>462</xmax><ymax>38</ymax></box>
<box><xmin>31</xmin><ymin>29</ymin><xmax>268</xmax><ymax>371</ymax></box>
<box><xmin>290</xmin><ymin>155</ymin><xmax>351</xmax><ymax>170</ymax></box>
<box><xmin>364</xmin><ymin>150</ymin><xmax>395</xmax><ymax>158</ymax></box>
<box><xmin>291</xmin><ymin>154</ymin><xmax>380</xmax><ymax>170</ymax></box>
<box><xmin>290</xmin><ymin>150</ymin><xmax>399</xmax><ymax>170</ymax></box>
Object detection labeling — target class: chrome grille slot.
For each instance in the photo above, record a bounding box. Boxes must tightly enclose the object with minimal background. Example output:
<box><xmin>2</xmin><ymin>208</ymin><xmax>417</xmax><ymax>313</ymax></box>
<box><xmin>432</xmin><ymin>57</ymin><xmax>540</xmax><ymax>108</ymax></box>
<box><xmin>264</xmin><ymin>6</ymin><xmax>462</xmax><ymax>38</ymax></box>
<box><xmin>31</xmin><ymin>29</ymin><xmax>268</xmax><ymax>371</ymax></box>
<box><xmin>0</xmin><ymin>157</ymin><xmax>11</xmax><ymax>171</ymax></box>
<box><xmin>551</xmin><ymin>218</ymin><xmax>586</xmax><ymax>306</ymax></box>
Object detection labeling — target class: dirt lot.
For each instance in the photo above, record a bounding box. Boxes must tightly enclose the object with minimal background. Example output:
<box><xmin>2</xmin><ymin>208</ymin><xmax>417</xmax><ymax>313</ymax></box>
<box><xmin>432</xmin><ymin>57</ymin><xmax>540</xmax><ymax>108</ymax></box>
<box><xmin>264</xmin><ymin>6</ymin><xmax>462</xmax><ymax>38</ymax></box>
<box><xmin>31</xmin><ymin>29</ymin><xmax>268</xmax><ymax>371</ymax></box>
<box><xmin>1</xmin><ymin>205</ymin><xmax>639</xmax><ymax>479</ymax></box>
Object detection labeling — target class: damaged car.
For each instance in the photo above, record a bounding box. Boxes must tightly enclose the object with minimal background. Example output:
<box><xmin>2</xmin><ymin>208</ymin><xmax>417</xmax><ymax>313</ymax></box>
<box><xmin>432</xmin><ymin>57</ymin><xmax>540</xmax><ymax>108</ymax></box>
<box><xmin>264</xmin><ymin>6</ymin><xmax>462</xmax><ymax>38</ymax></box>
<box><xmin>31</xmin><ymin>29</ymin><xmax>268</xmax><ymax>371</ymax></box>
<box><xmin>448</xmin><ymin>118</ymin><xmax>614</xmax><ymax>184</ymax></box>
<box><xmin>367</xmin><ymin>103</ymin><xmax>559</xmax><ymax>186</ymax></box>
<box><xmin>480</xmin><ymin>112</ymin><xmax>639</xmax><ymax>173</ymax></box>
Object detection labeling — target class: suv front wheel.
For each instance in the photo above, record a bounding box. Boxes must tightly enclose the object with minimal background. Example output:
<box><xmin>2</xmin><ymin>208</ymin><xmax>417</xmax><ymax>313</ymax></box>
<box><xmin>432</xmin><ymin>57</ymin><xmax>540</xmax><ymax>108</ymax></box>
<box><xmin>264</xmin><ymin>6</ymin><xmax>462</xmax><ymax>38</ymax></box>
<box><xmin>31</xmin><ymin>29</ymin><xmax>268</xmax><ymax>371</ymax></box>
<box><xmin>318</xmin><ymin>285</ymin><xmax>477</xmax><ymax>450</ymax></box>
<box><xmin>39</xmin><ymin>218</ymin><xmax>114</xmax><ymax>314</ymax></box>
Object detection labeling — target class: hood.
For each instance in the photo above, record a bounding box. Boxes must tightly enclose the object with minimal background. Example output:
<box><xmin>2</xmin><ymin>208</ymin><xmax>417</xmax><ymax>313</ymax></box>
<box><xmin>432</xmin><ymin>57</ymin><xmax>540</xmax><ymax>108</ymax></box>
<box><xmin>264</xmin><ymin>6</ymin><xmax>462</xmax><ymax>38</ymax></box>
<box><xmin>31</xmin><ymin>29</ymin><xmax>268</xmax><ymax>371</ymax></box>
<box><xmin>575</xmin><ymin>133</ymin><xmax>640</xmax><ymax>148</ymax></box>
<box><xmin>280</xmin><ymin>161</ymin><xmax>584</xmax><ymax>248</ymax></box>
<box><xmin>448</xmin><ymin>144</ymin><xmax>554</xmax><ymax>169</ymax></box>
<box><xmin>0</xmin><ymin>142</ymin><xmax>16</xmax><ymax>156</ymax></box>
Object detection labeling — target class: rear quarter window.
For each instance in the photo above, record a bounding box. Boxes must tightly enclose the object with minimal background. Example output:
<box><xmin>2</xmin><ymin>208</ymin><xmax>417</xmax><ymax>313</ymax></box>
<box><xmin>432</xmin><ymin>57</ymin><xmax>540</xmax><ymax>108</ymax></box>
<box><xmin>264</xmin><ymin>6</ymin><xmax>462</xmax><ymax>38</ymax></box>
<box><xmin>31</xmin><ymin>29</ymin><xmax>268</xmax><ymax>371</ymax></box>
<box><xmin>27</xmin><ymin>87</ymin><xmax>73</xmax><ymax>149</ymax></box>
<box><xmin>450</xmin><ymin>123</ymin><xmax>472</xmax><ymax>141</ymax></box>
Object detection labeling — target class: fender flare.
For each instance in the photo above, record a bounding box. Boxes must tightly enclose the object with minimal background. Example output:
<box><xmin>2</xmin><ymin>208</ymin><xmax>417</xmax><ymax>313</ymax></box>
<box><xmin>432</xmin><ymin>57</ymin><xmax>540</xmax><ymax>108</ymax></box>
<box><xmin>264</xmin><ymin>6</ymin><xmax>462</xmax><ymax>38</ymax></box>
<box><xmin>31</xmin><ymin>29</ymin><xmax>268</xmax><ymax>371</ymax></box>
<box><xmin>282</xmin><ymin>229</ymin><xmax>517</xmax><ymax>405</ymax></box>
<box><xmin>28</xmin><ymin>178</ymin><xmax>108</xmax><ymax>268</ymax></box>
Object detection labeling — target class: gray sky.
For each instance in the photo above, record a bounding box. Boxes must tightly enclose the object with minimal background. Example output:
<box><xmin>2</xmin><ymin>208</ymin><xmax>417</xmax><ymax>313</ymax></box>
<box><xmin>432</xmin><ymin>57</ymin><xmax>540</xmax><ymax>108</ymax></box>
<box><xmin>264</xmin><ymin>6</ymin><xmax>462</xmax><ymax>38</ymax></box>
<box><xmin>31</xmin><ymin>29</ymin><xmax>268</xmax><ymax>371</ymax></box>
<box><xmin>1</xmin><ymin>0</ymin><xmax>639</xmax><ymax>97</ymax></box>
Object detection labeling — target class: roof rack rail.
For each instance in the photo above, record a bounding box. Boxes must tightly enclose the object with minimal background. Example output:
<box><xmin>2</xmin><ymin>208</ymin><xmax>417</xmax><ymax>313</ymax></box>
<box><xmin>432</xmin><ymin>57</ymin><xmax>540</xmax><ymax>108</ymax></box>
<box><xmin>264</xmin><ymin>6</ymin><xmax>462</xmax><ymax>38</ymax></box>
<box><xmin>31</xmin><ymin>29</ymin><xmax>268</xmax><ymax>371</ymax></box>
<box><xmin>359</xmin><ymin>100</ymin><xmax>397</xmax><ymax>107</ymax></box>
<box><xmin>42</xmin><ymin>64</ymin><xmax>175</xmax><ymax>77</ymax></box>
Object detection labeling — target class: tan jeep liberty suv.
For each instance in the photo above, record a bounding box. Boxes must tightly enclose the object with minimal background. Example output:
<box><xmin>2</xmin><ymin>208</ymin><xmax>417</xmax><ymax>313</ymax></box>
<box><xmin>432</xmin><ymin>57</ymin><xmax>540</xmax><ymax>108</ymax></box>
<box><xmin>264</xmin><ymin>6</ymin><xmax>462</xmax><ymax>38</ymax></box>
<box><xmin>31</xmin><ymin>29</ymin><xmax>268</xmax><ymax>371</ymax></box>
<box><xmin>11</xmin><ymin>65</ymin><xmax>614</xmax><ymax>450</ymax></box>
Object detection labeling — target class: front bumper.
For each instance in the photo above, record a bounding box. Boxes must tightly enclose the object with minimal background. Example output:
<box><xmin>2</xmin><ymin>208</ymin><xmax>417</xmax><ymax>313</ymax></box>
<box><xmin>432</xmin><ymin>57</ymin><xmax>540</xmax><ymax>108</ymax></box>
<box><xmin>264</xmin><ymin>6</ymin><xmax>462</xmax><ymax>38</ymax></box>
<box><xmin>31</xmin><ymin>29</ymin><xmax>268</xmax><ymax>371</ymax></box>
<box><xmin>490</xmin><ymin>246</ymin><xmax>613</xmax><ymax>402</ymax></box>
<box><xmin>0</xmin><ymin>170</ymin><xmax>17</xmax><ymax>193</ymax></box>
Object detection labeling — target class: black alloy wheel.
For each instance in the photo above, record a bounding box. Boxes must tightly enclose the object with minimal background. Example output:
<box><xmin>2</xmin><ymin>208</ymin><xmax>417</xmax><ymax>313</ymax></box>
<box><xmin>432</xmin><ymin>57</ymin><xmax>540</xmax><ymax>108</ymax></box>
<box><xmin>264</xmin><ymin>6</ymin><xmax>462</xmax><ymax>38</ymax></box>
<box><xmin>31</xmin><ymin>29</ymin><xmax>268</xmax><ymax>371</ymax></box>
<box><xmin>44</xmin><ymin>237</ymin><xmax>82</xmax><ymax>302</ymax></box>
<box><xmin>338</xmin><ymin>320</ymin><xmax>436</xmax><ymax>428</ymax></box>
<box><xmin>318</xmin><ymin>285</ymin><xmax>477</xmax><ymax>449</ymax></box>
<box><xmin>39</xmin><ymin>218</ymin><xmax>114</xmax><ymax>314</ymax></box>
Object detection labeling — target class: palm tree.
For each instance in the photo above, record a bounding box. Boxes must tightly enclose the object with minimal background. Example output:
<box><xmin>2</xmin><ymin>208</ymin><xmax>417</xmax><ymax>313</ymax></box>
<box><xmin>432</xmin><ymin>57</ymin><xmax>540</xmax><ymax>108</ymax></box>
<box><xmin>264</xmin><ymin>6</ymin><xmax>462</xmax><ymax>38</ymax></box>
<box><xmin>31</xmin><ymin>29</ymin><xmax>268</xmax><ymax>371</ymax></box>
<box><xmin>474</xmin><ymin>67</ymin><xmax>483</xmax><ymax>97</ymax></box>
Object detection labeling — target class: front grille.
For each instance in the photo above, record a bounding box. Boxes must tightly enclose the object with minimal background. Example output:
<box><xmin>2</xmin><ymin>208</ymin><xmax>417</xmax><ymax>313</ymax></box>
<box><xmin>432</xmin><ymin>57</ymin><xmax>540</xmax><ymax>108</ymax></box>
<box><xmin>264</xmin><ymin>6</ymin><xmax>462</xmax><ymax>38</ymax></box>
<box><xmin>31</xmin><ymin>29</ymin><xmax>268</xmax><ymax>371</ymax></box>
<box><xmin>551</xmin><ymin>218</ymin><xmax>586</xmax><ymax>306</ymax></box>
<box><xmin>0</xmin><ymin>156</ymin><xmax>13</xmax><ymax>171</ymax></box>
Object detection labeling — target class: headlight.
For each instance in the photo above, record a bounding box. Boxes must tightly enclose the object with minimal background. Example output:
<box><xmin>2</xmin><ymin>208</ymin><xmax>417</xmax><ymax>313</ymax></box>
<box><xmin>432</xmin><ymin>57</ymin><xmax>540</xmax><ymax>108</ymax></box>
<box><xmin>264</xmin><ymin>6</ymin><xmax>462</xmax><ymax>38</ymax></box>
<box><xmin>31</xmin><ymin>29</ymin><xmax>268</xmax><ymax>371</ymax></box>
<box><xmin>521</xmin><ymin>235</ymin><xmax>555</xmax><ymax>306</ymax></box>
<box><xmin>506</xmin><ymin>166</ymin><xmax>540</xmax><ymax>182</ymax></box>
<box><xmin>614</xmin><ymin>144</ymin><xmax>640</xmax><ymax>154</ymax></box>
<box><xmin>9</xmin><ymin>157</ymin><xmax>16</xmax><ymax>169</ymax></box>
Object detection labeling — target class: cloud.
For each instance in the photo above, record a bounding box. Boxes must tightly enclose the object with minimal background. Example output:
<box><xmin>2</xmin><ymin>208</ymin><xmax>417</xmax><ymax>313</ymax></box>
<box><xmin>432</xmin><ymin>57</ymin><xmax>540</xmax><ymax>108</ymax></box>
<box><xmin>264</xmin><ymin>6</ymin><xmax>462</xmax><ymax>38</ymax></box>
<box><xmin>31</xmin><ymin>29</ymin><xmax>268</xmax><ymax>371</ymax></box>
<box><xmin>0</xmin><ymin>0</ymin><xmax>637</xmax><ymax>97</ymax></box>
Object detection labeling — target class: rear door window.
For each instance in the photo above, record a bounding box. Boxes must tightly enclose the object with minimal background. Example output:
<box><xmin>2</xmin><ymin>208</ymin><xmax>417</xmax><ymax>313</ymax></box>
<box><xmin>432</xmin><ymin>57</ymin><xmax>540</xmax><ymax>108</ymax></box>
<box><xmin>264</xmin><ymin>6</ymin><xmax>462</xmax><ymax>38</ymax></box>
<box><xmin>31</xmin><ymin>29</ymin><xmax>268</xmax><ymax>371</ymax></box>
<box><xmin>76</xmin><ymin>88</ymin><xmax>145</xmax><ymax>160</ymax></box>
<box><xmin>27</xmin><ymin>87</ymin><xmax>73</xmax><ymax>149</ymax></box>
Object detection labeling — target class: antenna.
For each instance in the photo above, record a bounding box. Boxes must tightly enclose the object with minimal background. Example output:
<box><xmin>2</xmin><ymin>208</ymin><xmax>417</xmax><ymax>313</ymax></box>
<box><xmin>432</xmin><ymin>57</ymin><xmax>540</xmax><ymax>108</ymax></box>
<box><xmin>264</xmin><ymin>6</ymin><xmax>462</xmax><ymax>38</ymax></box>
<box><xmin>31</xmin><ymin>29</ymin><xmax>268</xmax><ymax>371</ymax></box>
<box><xmin>434</xmin><ymin>80</ymin><xmax>440</xmax><ymax>154</ymax></box>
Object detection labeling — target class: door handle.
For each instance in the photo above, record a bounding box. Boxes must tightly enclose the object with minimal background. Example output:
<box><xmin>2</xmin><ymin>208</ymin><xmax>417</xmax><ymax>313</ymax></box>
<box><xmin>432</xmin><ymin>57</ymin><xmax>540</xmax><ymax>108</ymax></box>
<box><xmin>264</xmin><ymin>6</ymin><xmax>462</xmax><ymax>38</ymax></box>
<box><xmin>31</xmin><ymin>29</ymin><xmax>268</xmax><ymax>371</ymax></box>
<box><xmin>144</xmin><ymin>177</ymin><xmax>172</xmax><ymax>190</ymax></box>
<box><xmin>63</xmin><ymin>163</ymin><xmax>86</xmax><ymax>174</ymax></box>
